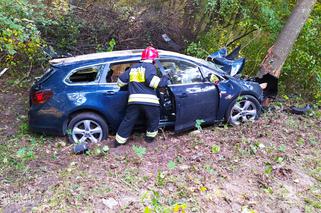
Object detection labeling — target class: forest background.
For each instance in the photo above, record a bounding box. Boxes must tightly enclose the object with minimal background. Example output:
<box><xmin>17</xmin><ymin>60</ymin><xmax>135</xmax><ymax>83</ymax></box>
<box><xmin>1</xmin><ymin>1</ymin><xmax>321</xmax><ymax>212</ymax></box>
<box><xmin>0</xmin><ymin>0</ymin><xmax>320</xmax><ymax>102</ymax></box>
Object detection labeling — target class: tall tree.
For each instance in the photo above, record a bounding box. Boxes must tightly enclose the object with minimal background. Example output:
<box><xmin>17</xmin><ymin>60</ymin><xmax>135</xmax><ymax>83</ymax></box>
<box><xmin>258</xmin><ymin>0</ymin><xmax>317</xmax><ymax>104</ymax></box>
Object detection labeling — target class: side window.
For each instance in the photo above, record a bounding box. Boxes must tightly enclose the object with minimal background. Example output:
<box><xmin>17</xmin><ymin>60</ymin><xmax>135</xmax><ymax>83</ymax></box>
<box><xmin>160</xmin><ymin>59</ymin><xmax>203</xmax><ymax>84</ymax></box>
<box><xmin>67</xmin><ymin>65</ymin><xmax>102</xmax><ymax>83</ymax></box>
<box><xmin>106</xmin><ymin>62</ymin><xmax>137</xmax><ymax>83</ymax></box>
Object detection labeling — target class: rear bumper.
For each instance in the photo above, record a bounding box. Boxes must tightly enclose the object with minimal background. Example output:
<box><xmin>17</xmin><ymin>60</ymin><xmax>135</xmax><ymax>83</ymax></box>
<box><xmin>28</xmin><ymin>108</ymin><xmax>65</xmax><ymax>136</ymax></box>
<box><xmin>29</xmin><ymin>124</ymin><xmax>64</xmax><ymax>136</ymax></box>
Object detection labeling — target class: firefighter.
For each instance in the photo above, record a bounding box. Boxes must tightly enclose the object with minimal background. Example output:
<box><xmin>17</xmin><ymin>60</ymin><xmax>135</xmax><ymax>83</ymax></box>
<box><xmin>113</xmin><ymin>46</ymin><xmax>169</xmax><ymax>147</ymax></box>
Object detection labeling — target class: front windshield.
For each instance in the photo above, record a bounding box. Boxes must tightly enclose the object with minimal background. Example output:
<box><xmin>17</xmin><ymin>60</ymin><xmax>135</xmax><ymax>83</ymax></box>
<box><xmin>182</xmin><ymin>53</ymin><xmax>224</xmax><ymax>72</ymax></box>
<box><xmin>160</xmin><ymin>53</ymin><xmax>225</xmax><ymax>74</ymax></box>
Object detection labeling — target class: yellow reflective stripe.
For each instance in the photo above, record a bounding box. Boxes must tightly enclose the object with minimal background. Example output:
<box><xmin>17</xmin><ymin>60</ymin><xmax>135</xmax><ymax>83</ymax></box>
<box><xmin>117</xmin><ymin>78</ymin><xmax>127</xmax><ymax>87</ymax></box>
<box><xmin>129</xmin><ymin>67</ymin><xmax>145</xmax><ymax>82</ymax></box>
<box><xmin>128</xmin><ymin>94</ymin><xmax>159</xmax><ymax>104</ymax></box>
<box><xmin>146</xmin><ymin>131</ymin><xmax>158</xmax><ymax>137</ymax></box>
<box><xmin>116</xmin><ymin>133</ymin><xmax>127</xmax><ymax>144</ymax></box>
<box><xmin>149</xmin><ymin>76</ymin><xmax>160</xmax><ymax>89</ymax></box>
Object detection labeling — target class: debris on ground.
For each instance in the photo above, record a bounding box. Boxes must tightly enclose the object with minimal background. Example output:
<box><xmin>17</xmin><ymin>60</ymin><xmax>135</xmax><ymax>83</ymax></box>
<box><xmin>0</xmin><ymin>77</ymin><xmax>320</xmax><ymax>212</ymax></box>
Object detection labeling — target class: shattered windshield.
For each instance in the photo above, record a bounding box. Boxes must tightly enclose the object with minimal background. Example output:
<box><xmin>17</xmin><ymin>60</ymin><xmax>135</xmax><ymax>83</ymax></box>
<box><xmin>199</xmin><ymin>59</ymin><xmax>224</xmax><ymax>72</ymax></box>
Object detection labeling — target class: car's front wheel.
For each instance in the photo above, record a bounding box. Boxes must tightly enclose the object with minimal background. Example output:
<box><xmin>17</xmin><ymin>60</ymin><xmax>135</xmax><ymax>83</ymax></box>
<box><xmin>67</xmin><ymin>112</ymin><xmax>108</xmax><ymax>143</ymax></box>
<box><xmin>226</xmin><ymin>95</ymin><xmax>261</xmax><ymax>125</ymax></box>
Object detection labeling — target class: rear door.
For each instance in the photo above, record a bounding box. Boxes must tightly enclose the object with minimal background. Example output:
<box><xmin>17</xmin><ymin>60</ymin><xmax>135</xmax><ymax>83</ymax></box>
<box><xmin>99</xmin><ymin>60</ymin><xmax>139</xmax><ymax>129</ymax></box>
<box><xmin>158</xmin><ymin>59</ymin><xmax>219</xmax><ymax>132</ymax></box>
<box><xmin>62</xmin><ymin>63</ymin><xmax>121</xmax><ymax>128</ymax></box>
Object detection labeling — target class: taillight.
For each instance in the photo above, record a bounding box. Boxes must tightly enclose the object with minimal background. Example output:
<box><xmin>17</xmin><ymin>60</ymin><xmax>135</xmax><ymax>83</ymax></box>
<box><xmin>31</xmin><ymin>90</ymin><xmax>53</xmax><ymax>105</ymax></box>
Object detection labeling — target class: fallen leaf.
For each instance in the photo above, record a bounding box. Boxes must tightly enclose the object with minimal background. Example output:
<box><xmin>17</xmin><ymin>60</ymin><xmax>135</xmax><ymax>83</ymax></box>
<box><xmin>102</xmin><ymin>198</ymin><xmax>118</xmax><ymax>209</ymax></box>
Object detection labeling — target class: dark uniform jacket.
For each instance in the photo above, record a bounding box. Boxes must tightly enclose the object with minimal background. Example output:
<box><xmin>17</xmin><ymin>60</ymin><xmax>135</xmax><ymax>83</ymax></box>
<box><xmin>117</xmin><ymin>62</ymin><xmax>168</xmax><ymax>106</ymax></box>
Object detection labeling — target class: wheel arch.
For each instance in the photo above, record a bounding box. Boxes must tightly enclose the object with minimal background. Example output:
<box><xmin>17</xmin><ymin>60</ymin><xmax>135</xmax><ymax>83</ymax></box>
<box><xmin>224</xmin><ymin>93</ymin><xmax>261</xmax><ymax>122</ymax></box>
<box><xmin>62</xmin><ymin>108</ymin><xmax>111</xmax><ymax>135</ymax></box>
<box><xmin>239</xmin><ymin>91</ymin><xmax>261</xmax><ymax>101</ymax></box>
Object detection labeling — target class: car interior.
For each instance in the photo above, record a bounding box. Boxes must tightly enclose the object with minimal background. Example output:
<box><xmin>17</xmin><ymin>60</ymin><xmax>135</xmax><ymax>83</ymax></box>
<box><xmin>160</xmin><ymin>60</ymin><xmax>204</xmax><ymax>84</ymax></box>
<box><xmin>107</xmin><ymin>62</ymin><xmax>136</xmax><ymax>83</ymax></box>
<box><xmin>107</xmin><ymin>61</ymin><xmax>176</xmax><ymax>121</ymax></box>
<box><xmin>68</xmin><ymin>65</ymin><xmax>101</xmax><ymax>83</ymax></box>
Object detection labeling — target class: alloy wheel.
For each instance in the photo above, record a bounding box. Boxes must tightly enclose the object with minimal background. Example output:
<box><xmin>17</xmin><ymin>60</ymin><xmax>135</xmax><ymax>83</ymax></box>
<box><xmin>230</xmin><ymin>99</ymin><xmax>258</xmax><ymax>125</ymax></box>
<box><xmin>72</xmin><ymin>119</ymin><xmax>103</xmax><ymax>143</ymax></box>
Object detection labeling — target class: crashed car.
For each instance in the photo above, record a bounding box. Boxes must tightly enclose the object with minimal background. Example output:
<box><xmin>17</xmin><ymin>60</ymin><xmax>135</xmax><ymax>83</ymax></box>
<box><xmin>29</xmin><ymin>49</ymin><xmax>263</xmax><ymax>143</ymax></box>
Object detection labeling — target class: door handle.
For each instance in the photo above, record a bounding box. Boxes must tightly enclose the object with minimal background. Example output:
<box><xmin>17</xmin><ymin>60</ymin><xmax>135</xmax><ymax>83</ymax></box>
<box><xmin>178</xmin><ymin>92</ymin><xmax>187</xmax><ymax>98</ymax></box>
<box><xmin>105</xmin><ymin>90</ymin><xmax>115</xmax><ymax>95</ymax></box>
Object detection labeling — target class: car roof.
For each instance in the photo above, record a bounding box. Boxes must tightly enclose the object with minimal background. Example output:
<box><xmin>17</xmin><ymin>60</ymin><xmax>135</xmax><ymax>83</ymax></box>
<box><xmin>50</xmin><ymin>49</ymin><xmax>206</xmax><ymax>66</ymax></box>
<box><xmin>49</xmin><ymin>49</ymin><xmax>143</xmax><ymax>66</ymax></box>
<box><xmin>49</xmin><ymin>49</ymin><xmax>225</xmax><ymax>75</ymax></box>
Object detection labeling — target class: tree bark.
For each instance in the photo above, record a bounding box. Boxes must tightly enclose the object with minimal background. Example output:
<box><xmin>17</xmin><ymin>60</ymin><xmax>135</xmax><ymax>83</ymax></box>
<box><xmin>258</xmin><ymin>0</ymin><xmax>317</xmax><ymax>79</ymax></box>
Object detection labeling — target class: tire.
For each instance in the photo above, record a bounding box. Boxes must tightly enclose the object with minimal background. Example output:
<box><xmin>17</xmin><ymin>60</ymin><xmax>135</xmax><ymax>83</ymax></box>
<box><xmin>225</xmin><ymin>95</ymin><xmax>261</xmax><ymax>126</ymax></box>
<box><xmin>67</xmin><ymin>112</ymin><xmax>108</xmax><ymax>144</ymax></box>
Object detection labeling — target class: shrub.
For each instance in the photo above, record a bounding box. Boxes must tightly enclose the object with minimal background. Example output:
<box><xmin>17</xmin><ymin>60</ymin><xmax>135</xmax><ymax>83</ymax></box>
<box><xmin>0</xmin><ymin>0</ymin><xmax>52</xmax><ymax>69</ymax></box>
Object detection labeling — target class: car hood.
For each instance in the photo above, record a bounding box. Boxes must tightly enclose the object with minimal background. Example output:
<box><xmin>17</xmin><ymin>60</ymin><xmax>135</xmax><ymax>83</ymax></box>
<box><xmin>207</xmin><ymin>47</ymin><xmax>245</xmax><ymax>77</ymax></box>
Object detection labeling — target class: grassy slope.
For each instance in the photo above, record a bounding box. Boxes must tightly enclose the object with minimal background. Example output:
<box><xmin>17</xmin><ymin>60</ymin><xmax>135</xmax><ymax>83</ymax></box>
<box><xmin>0</xmin><ymin>77</ymin><xmax>320</xmax><ymax>213</ymax></box>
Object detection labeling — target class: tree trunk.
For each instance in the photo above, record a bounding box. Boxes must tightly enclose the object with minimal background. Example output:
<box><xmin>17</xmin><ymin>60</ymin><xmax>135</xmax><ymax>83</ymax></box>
<box><xmin>257</xmin><ymin>0</ymin><xmax>316</xmax><ymax>106</ymax></box>
<box><xmin>259</xmin><ymin>0</ymin><xmax>316</xmax><ymax>78</ymax></box>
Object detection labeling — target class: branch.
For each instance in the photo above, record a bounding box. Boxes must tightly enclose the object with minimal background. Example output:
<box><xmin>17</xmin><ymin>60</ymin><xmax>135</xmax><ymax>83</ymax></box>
<box><xmin>17</xmin><ymin>63</ymin><xmax>32</xmax><ymax>84</ymax></box>
<box><xmin>118</xmin><ymin>37</ymin><xmax>142</xmax><ymax>44</ymax></box>
<box><xmin>0</xmin><ymin>68</ymin><xmax>9</xmax><ymax>78</ymax></box>
<box><xmin>226</xmin><ymin>28</ymin><xmax>259</xmax><ymax>47</ymax></box>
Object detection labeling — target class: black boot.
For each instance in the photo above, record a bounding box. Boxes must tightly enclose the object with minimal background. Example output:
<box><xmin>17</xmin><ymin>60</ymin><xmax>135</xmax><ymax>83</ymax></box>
<box><xmin>112</xmin><ymin>140</ymin><xmax>122</xmax><ymax>148</ymax></box>
<box><xmin>144</xmin><ymin>136</ymin><xmax>155</xmax><ymax>143</ymax></box>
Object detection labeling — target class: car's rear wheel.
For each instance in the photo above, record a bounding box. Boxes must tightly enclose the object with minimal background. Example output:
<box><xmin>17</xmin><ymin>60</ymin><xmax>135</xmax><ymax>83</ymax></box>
<box><xmin>226</xmin><ymin>95</ymin><xmax>261</xmax><ymax>125</ymax></box>
<box><xmin>67</xmin><ymin>112</ymin><xmax>108</xmax><ymax>143</ymax></box>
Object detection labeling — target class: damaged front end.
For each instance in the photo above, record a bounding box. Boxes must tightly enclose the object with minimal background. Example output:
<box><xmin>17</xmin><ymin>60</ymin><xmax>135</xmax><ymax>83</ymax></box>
<box><xmin>207</xmin><ymin>46</ymin><xmax>278</xmax><ymax>102</ymax></box>
<box><xmin>207</xmin><ymin>46</ymin><xmax>245</xmax><ymax>77</ymax></box>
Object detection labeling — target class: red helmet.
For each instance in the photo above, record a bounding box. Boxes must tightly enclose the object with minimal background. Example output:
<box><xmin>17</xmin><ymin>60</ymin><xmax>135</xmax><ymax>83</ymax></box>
<box><xmin>141</xmin><ymin>46</ymin><xmax>159</xmax><ymax>61</ymax></box>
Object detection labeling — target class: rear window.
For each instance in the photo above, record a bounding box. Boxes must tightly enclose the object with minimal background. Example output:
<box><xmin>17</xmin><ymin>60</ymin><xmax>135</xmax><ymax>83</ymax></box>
<box><xmin>66</xmin><ymin>65</ymin><xmax>102</xmax><ymax>84</ymax></box>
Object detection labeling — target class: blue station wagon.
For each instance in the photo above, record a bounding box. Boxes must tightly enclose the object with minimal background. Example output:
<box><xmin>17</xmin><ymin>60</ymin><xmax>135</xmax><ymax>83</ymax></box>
<box><xmin>29</xmin><ymin>49</ymin><xmax>263</xmax><ymax>143</ymax></box>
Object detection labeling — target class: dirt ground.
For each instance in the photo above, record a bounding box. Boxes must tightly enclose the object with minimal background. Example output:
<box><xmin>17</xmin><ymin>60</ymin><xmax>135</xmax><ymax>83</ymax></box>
<box><xmin>0</xmin><ymin>76</ymin><xmax>320</xmax><ymax>213</ymax></box>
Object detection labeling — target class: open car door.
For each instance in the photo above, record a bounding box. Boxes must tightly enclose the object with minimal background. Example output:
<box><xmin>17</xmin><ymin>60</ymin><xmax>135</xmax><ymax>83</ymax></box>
<box><xmin>156</xmin><ymin>59</ymin><xmax>219</xmax><ymax>132</ymax></box>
